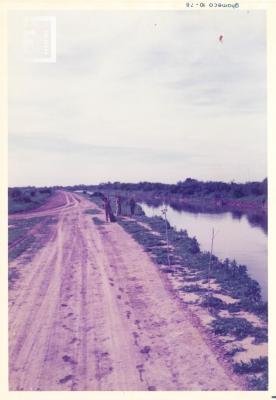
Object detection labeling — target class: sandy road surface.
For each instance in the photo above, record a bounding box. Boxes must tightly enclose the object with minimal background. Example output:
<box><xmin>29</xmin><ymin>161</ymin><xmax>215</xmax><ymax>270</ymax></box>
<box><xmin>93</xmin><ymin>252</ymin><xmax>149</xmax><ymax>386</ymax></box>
<box><xmin>9</xmin><ymin>191</ymin><xmax>244</xmax><ymax>391</ymax></box>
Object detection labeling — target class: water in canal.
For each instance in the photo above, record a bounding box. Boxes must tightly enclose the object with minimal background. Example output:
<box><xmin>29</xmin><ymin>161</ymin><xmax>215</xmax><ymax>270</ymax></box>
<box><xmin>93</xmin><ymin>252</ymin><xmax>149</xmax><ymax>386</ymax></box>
<box><xmin>140</xmin><ymin>202</ymin><xmax>268</xmax><ymax>301</ymax></box>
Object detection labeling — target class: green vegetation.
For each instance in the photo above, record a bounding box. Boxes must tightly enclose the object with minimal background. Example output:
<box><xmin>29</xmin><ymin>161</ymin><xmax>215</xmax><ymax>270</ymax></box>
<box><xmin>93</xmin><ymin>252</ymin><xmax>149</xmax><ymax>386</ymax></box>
<box><xmin>232</xmin><ymin>357</ymin><xmax>268</xmax><ymax>391</ymax></box>
<box><xmin>201</xmin><ymin>295</ymin><xmax>225</xmax><ymax>309</ymax></box>
<box><xmin>9</xmin><ymin>216</ymin><xmax>57</xmax><ymax>263</ymax></box>
<box><xmin>181</xmin><ymin>285</ymin><xmax>207</xmax><ymax>293</ymax></box>
<box><xmin>105</xmin><ymin>209</ymin><xmax>267</xmax><ymax>315</ymax></box>
<box><xmin>8</xmin><ymin>187</ymin><xmax>54</xmax><ymax>213</ymax></box>
<box><xmin>84</xmin><ymin>209</ymin><xmax>101</xmax><ymax>215</ymax></box>
<box><xmin>248</xmin><ymin>369</ymin><xmax>268</xmax><ymax>391</ymax></box>
<box><xmin>90</xmin><ymin>195</ymin><xmax>267</xmax><ymax>318</ymax></box>
<box><xmin>87</xmin><ymin>193</ymin><xmax>268</xmax><ymax>390</ymax></box>
<box><xmin>233</xmin><ymin>356</ymin><xmax>268</xmax><ymax>374</ymax></box>
<box><xmin>142</xmin><ymin>216</ymin><xmax>266</xmax><ymax>311</ymax></box>
<box><xmin>225</xmin><ymin>347</ymin><xmax>246</xmax><ymax>357</ymax></box>
<box><xmin>8</xmin><ymin>267</ymin><xmax>20</xmax><ymax>287</ymax></box>
<box><xmin>92</xmin><ymin>216</ymin><xmax>105</xmax><ymax>225</ymax></box>
<box><xmin>9</xmin><ymin>217</ymin><xmax>41</xmax><ymax>245</ymax></box>
<box><xmin>66</xmin><ymin>177</ymin><xmax>267</xmax><ymax>202</ymax></box>
<box><xmin>211</xmin><ymin>317</ymin><xmax>267</xmax><ymax>343</ymax></box>
<box><xmin>9</xmin><ymin>234</ymin><xmax>36</xmax><ymax>262</ymax></box>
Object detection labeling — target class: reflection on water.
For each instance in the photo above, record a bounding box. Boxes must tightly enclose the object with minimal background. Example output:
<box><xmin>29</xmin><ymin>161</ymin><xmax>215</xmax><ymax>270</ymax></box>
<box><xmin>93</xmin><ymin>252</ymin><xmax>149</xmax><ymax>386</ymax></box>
<box><xmin>140</xmin><ymin>201</ymin><xmax>267</xmax><ymax>301</ymax></box>
<box><xmin>142</xmin><ymin>197</ymin><xmax>267</xmax><ymax>234</ymax></box>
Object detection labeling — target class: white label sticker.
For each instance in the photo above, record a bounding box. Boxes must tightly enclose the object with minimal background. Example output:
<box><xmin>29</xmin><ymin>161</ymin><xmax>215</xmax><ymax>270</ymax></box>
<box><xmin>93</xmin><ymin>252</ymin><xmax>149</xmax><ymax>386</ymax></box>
<box><xmin>23</xmin><ymin>16</ymin><xmax>56</xmax><ymax>63</ymax></box>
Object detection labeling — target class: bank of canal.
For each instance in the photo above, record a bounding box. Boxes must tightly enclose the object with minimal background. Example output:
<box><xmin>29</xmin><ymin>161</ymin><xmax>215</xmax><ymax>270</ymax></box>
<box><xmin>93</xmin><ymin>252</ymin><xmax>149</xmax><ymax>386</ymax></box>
<box><xmin>140</xmin><ymin>203</ymin><xmax>267</xmax><ymax>302</ymax></box>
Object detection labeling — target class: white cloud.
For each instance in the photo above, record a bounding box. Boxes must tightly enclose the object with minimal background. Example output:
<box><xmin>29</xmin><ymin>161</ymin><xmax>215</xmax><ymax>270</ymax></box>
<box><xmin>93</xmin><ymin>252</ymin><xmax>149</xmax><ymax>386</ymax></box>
<box><xmin>8</xmin><ymin>10</ymin><xmax>266</xmax><ymax>185</ymax></box>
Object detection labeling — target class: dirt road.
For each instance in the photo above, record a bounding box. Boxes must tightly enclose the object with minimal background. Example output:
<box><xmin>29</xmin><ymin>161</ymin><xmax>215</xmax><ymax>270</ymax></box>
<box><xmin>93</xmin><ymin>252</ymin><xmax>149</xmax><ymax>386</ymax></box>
<box><xmin>9</xmin><ymin>191</ymin><xmax>244</xmax><ymax>391</ymax></box>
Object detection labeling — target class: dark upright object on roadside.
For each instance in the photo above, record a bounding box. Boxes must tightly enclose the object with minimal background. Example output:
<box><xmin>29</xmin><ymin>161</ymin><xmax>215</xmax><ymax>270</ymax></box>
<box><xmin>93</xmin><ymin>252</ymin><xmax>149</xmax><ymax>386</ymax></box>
<box><xmin>129</xmin><ymin>197</ymin><xmax>136</xmax><ymax>216</ymax></box>
<box><xmin>116</xmin><ymin>195</ymin><xmax>122</xmax><ymax>216</ymax></box>
<box><xmin>103</xmin><ymin>196</ymin><xmax>112</xmax><ymax>222</ymax></box>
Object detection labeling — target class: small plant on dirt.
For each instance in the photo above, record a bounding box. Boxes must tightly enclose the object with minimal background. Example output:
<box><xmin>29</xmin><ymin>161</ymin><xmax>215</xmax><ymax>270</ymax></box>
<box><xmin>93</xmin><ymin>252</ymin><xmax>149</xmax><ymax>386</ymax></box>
<box><xmin>9</xmin><ymin>235</ymin><xmax>36</xmax><ymax>261</ymax></box>
<box><xmin>8</xmin><ymin>187</ymin><xmax>54</xmax><ymax>213</ymax></box>
<box><xmin>248</xmin><ymin>369</ymin><xmax>268</xmax><ymax>390</ymax></box>
<box><xmin>9</xmin><ymin>216</ymin><xmax>57</xmax><ymax>262</ymax></box>
<box><xmin>181</xmin><ymin>284</ymin><xmax>207</xmax><ymax>293</ymax></box>
<box><xmin>8</xmin><ymin>267</ymin><xmax>19</xmax><ymax>287</ymax></box>
<box><xmin>233</xmin><ymin>356</ymin><xmax>268</xmax><ymax>374</ymax></box>
<box><xmin>225</xmin><ymin>346</ymin><xmax>246</xmax><ymax>357</ymax></box>
<box><xmin>211</xmin><ymin>317</ymin><xmax>253</xmax><ymax>339</ymax></box>
<box><xmin>92</xmin><ymin>217</ymin><xmax>105</xmax><ymax>225</ymax></box>
<box><xmin>84</xmin><ymin>209</ymin><xmax>101</xmax><ymax>215</ymax></box>
<box><xmin>188</xmin><ymin>237</ymin><xmax>200</xmax><ymax>254</ymax></box>
<box><xmin>201</xmin><ymin>295</ymin><xmax>226</xmax><ymax>310</ymax></box>
<box><xmin>211</xmin><ymin>317</ymin><xmax>267</xmax><ymax>343</ymax></box>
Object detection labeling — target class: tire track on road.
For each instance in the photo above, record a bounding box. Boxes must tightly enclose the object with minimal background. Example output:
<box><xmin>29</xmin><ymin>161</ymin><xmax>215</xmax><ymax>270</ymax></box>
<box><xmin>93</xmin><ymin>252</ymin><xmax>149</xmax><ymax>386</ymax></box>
<box><xmin>9</xmin><ymin>191</ymin><xmax>245</xmax><ymax>391</ymax></box>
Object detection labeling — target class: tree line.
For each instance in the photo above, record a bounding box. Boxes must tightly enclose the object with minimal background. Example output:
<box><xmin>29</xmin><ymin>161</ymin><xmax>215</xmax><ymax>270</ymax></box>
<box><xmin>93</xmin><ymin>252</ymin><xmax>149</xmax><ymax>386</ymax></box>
<box><xmin>76</xmin><ymin>178</ymin><xmax>267</xmax><ymax>199</ymax></box>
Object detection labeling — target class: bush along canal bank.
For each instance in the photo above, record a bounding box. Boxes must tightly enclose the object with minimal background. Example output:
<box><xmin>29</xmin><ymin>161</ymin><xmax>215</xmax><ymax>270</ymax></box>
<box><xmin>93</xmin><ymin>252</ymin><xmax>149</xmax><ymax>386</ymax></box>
<box><xmin>86</xmin><ymin>192</ymin><xmax>268</xmax><ymax>390</ymax></box>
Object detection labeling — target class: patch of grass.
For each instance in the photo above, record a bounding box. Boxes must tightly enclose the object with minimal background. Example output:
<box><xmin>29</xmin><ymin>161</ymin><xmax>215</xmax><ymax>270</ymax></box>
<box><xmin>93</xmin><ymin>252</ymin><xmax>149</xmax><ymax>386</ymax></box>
<box><xmin>248</xmin><ymin>369</ymin><xmax>268</xmax><ymax>390</ymax></box>
<box><xmin>233</xmin><ymin>356</ymin><xmax>268</xmax><ymax>374</ymax></box>
<box><xmin>9</xmin><ymin>235</ymin><xmax>36</xmax><ymax>261</ymax></box>
<box><xmin>8</xmin><ymin>226</ymin><xmax>25</xmax><ymax>244</ymax></box>
<box><xmin>145</xmin><ymin>215</ymin><xmax>266</xmax><ymax>318</ymax></box>
<box><xmin>211</xmin><ymin>317</ymin><xmax>251</xmax><ymax>339</ymax></box>
<box><xmin>184</xmin><ymin>276</ymin><xmax>202</xmax><ymax>282</ymax></box>
<box><xmin>8</xmin><ymin>267</ymin><xmax>19</xmax><ymax>288</ymax></box>
<box><xmin>201</xmin><ymin>295</ymin><xmax>226</xmax><ymax>310</ymax></box>
<box><xmin>181</xmin><ymin>284</ymin><xmax>208</xmax><ymax>293</ymax></box>
<box><xmin>225</xmin><ymin>346</ymin><xmax>246</xmax><ymax>357</ymax></box>
<box><xmin>92</xmin><ymin>216</ymin><xmax>105</xmax><ymax>225</ymax></box>
<box><xmin>9</xmin><ymin>187</ymin><xmax>54</xmax><ymax>213</ymax></box>
<box><xmin>250</xmin><ymin>327</ymin><xmax>268</xmax><ymax>345</ymax></box>
<box><xmin>211</xmin><ymin>317</ymin><xmax>267</xmax><ymax>343</ymax></box>
<box><xmin>9</xmin><ymin>216</ymin><xmax>57</xmax><ymax>262</ymax></box>
<box><xmin>162</xmin><ymin>268</ymin><xmax>175</xmax><ymax>273</ymax></box>
<box><xmin>118</xmin><ymin>218</ymin><xmax>176</xmax><ymax>265</ymax></box>
<box><xmin>84</xmin><ymin>209</ymin><xmax>101</xmax><ymax>215</ymax></box>
<box><xmin>9</xmin><ymin>216</ymin><xmax>53</xmax><ymax>245</ymax></box>
<box><xmin>9</xmin><ymin>217</ymin><xmax>41</xmax><ymax>245</ymax></box>
<box><xmin>238</xmin><ymin>298</ymin><xmax>268</xmax><ymax>321</ymax></box>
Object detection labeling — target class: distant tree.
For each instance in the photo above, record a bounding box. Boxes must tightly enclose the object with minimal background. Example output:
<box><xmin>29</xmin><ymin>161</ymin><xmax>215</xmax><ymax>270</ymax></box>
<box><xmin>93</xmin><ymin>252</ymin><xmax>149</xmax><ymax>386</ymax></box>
<box><xmin>39</xmin><ymin>188</ymin><xmax>52</xmax><ymax>194</ymax></box>
<box><xmin>10</xmin><ymin>188</ymin><xmax>22</xmax><ymax>199</ymax></box>
<box><xmin>23</xmin><ymin>195</ymin><xmax>31</xmax><ymax>203</ymax></box>
<box><xmin>232</xmin><ymin>184</ymin><xmax>246</xmax><ymax>198</ymax></box>
<box><xmin>189</xmin><ymin>237</ymin><xmax>200</xmax><ymax>254</ymax></box>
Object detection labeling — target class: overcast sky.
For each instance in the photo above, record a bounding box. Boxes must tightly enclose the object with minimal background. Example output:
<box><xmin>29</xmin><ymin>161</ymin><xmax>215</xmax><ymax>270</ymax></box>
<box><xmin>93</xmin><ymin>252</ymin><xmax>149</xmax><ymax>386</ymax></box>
<box><xmin>8</xmin><ymin>10</ymin><xmax>266</xmax><ymax>187</ymax></box>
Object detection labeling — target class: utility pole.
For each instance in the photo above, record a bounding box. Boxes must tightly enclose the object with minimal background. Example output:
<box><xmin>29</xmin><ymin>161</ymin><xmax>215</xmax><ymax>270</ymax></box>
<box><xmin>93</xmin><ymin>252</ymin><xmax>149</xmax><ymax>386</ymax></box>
<box><xmin>161</xmin><ymin>206</ymin><xmax>171</xmax><ymax>267</ymax></box>
<box><xmin>207</xmin><ymin>227</ymin><xmax>215</xmax><ymax>294</ymax></box>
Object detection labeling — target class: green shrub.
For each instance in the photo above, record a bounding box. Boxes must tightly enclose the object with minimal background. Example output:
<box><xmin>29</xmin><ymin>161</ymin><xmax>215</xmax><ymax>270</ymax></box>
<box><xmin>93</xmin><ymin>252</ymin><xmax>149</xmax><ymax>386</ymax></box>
<box><xmin>225</xmin><ymin>347</ymin><xmax>245</xmax><ymax>357</ymax></box>
<box><xmin>8</xmin><ymin>267</ymin><xmax>19</xmax><ymax>286</ymax></box>
<box><xmin>181</xmin><ymin>284</ymin><xmax>207</xmax><ymax>293</ymax></box>
<box><xmin>201</xmin><ymin>295</ymin><xmax>226</xmax><ymax>310</ymax></box>
<box><xmin>248</xmin><ymin>369</ymin><xmax>268</xmax><ymax>390</ymax></box>
<box><xmin>211</xmin><ymin>317</ymin><xmax>267</xmax><ymax>343</ymax></box>
<box><xmin>92</xmin><ymin>216</ymin><xmax>104</xmax><ymax>225</ymax></box>
<box><xmin>233</xmin><ymin>357</ymin><xmax>268</xmax><ymax>374</ymax></box>
<box><xmin>84</xmin><ymin>209</ymin><xmax>101</xmax><ymax>215</ymax></box>
<box><xmin>211</xmin><ymin>317</ymin><xmax>253</xmax><ymax>339</ymax></box>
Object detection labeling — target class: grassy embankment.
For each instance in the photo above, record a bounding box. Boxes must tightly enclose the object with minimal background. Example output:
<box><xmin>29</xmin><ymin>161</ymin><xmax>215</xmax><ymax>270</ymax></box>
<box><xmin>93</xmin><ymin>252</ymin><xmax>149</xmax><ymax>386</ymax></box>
<box><xmin>8</xmin><ymin>187</ymin><xmax>54</xmax><ymax>214</ymax></box>
<box><xmin>86</xmin><ymin>192</ymin><xmax>268</xmax><ymax>390</ymax></box>
<box><xmin>8</xmin><ymin>216</ymin><xmax>57</xmax><ymax>287</ymax></box>
<box><xmin>8</xmin><ymin>187</ymin><xmax>56</xmax><ymax>286</ymax></box>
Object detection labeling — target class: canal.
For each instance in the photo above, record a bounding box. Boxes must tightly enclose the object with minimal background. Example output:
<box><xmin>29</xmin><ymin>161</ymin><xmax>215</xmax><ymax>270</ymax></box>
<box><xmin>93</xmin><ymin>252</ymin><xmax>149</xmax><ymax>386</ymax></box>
<box><xmin>140</xmin><ymin>202</ymin><xmax>268</xmax><ymax>301</ymax></box>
